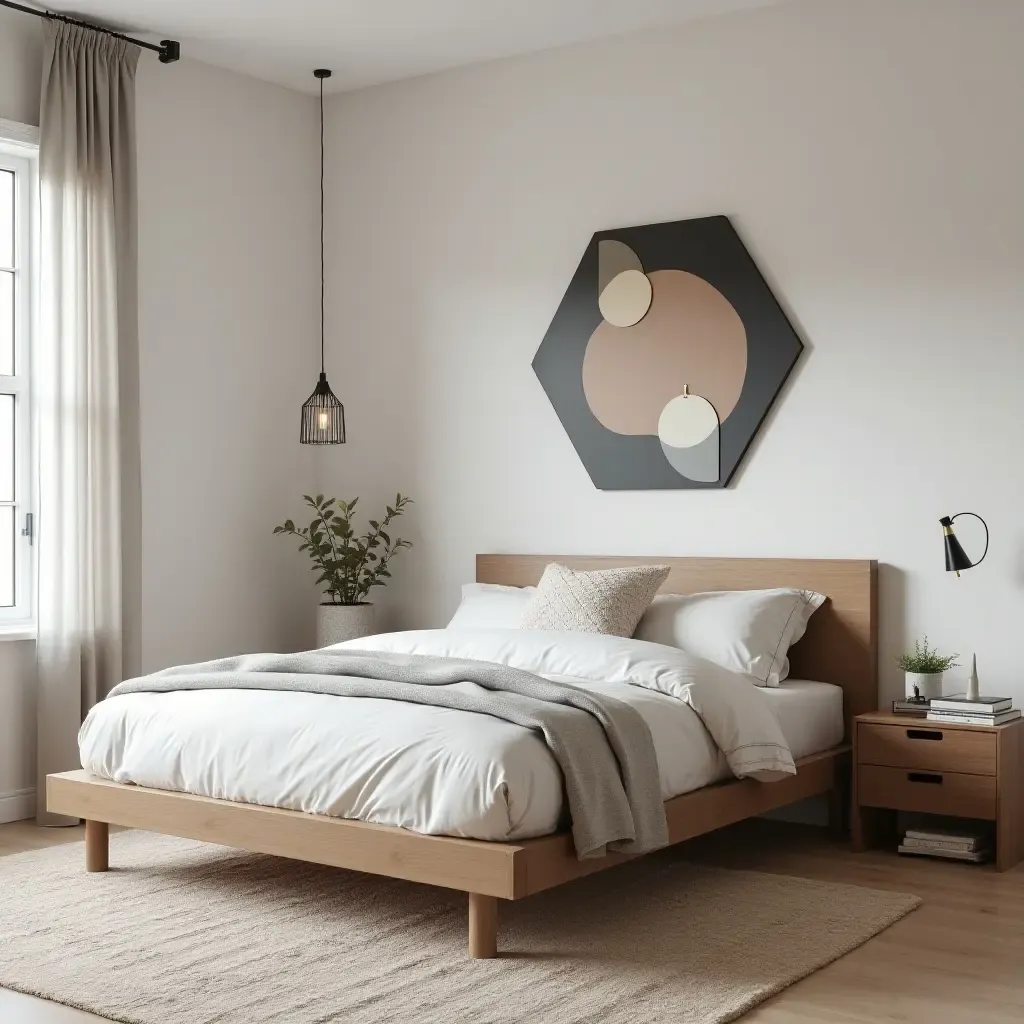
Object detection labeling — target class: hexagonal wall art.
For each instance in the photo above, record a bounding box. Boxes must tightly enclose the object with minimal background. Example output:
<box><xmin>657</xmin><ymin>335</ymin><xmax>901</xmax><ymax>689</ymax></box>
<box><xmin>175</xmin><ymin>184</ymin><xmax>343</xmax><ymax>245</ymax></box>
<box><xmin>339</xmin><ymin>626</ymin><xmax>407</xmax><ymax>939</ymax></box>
<box><xmin>532</xmin><ymin>215</ymin><xmax>803</xmax><ymax>489</ymax></box>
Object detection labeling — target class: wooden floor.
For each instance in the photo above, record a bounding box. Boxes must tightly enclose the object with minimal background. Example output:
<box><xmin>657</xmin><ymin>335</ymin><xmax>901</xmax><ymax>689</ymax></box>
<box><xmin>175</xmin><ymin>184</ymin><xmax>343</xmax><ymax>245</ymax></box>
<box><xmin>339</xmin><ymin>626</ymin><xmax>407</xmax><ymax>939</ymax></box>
<box><xmin>1</xmin><ymin>818</ymin><xmax>1021</xmax><ymax>1022</ymax></box>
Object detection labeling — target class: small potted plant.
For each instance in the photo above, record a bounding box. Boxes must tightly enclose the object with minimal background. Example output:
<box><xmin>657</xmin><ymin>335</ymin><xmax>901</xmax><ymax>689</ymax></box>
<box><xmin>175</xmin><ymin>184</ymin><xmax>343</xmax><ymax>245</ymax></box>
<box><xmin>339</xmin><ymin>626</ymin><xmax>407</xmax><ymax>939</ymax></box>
<box><xmin>275</xmin><ymin>493</ymin><xmax>412</xmax><ymax>646</ymax></box>
<box><xmin>896</xmin><ymin>636</ymin><xmax>959</xmax><ymax>700</ymax></box>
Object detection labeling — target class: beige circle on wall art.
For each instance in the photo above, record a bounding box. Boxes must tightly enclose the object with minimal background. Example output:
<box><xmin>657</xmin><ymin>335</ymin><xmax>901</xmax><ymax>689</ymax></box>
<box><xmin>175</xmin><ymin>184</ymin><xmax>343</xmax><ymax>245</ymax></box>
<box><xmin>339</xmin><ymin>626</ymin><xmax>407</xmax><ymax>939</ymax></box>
<box><xmin>598</xmin><ymin>239</ymin><xmax>644</xmax><ymax>294</ymax></box>
<box><xmin>598</xmin><ymin>269</ymin><xmax>653</xmax><ymax>328</ymax></box>
<box><xmin>657</xmin><ymin>393</ymin><xmax>719</xmax><ymax>448</ymax></box>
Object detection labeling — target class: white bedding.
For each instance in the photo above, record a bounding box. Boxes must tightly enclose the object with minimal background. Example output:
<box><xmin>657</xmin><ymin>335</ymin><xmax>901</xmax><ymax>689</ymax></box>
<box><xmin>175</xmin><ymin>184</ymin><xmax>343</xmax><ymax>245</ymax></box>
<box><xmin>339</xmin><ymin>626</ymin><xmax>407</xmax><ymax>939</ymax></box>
<box><xmin>763</xmin><ymin>679</ymin><xmax>844</xmax><ymax>761</ymax></box>
<box><xmin>79</xmin><ymin>630</ymin><xmax>836</xmax><ymax>843</ymax></box>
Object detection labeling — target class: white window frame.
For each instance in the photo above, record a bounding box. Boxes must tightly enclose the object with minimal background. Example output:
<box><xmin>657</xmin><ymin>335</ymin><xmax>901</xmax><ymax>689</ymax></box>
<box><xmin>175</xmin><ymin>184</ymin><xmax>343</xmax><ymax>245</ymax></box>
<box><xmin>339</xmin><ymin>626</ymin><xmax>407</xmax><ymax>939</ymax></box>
<box><xmin>0</xmin><ymin>119</ymin><xmax>39</xmax><ymax>634</ymax></box>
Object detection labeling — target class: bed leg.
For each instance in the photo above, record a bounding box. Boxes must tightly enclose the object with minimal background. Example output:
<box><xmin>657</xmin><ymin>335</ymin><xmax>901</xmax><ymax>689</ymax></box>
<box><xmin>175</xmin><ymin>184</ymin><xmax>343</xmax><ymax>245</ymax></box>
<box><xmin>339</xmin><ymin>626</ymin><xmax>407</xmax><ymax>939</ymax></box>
<box><xmin>85</xmin><ymin>820</ymin><xmax>109</xmax><ymax>872</ymax></box>
<box><xmin>468</xmin><ymin>893</ymin><xmax>498</xmax><ymax>959</ymax></box>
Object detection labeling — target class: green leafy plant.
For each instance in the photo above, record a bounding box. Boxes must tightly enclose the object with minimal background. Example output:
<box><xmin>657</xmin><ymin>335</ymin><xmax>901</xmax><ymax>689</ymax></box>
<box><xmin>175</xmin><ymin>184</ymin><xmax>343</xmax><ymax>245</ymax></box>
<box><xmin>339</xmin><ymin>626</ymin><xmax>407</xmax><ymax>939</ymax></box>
<box><xmin>896</xmin><ymin>636</ymin><xmax>959</xmax><ymax>674</ymax></box>
<box><xmin>274</xmin><ymin>493</ymin><xmax>413</xmax><ymax>605</ymax></box>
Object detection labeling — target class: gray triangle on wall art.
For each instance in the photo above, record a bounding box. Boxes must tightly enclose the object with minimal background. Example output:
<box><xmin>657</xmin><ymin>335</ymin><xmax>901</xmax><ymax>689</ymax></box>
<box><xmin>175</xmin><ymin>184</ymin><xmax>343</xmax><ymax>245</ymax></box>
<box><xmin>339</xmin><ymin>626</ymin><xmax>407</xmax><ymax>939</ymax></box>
<box><xmin>532</xmin><ymin>215</ymin><xmax>803</xmax><ymax>489</ymax></box>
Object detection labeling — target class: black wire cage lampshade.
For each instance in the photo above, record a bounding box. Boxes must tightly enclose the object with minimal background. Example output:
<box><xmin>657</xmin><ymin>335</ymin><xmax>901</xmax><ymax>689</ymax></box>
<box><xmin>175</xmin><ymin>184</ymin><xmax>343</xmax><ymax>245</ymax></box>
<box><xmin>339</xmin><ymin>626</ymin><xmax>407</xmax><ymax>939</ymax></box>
<box><xmin>301</xmin><ymin>67</ymin><xmax>346</xmax><ymax>445</ymax></box>
<box><xmin>940</xmin><ymin>512</ymin><xmax>989</xmax><ymax>576</ymax></box>
<box><xmin>301</xmin><ymin>372</ymin><xmax>346</xmax><ymax>444</ymax></box>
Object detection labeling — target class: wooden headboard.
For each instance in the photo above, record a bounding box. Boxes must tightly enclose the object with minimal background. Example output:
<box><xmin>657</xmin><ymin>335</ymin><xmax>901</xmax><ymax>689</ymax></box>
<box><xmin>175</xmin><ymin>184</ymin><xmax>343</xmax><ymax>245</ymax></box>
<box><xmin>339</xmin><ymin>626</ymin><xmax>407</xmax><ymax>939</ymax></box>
<box><xmin>477</xmin><ymin>555</ymin><xmax>878</xmax><ymax>738</ymax></box>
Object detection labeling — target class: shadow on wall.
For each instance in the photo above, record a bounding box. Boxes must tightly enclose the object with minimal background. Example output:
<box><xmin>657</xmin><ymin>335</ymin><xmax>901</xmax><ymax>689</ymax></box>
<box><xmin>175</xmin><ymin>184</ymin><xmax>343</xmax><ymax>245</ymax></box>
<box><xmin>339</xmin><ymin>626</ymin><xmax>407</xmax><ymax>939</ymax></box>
<box><xmin>877</xmin><ymin>563</ymin><xmax>907</xmax><ymax>706</ymax></box>
<box><xmin>1013</xmin><ymin>535</ymin><xmax>1024</xmax><ymax>590</ymax></box>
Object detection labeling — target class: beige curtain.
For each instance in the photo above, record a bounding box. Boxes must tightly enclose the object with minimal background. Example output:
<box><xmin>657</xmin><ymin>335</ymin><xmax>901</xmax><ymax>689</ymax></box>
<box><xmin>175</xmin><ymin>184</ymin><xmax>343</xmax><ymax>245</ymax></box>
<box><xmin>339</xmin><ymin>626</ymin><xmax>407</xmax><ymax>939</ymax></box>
<box><xmin>35</xmin><ymin>22</ymin><xmax>142</xmax><ymax>825</ymax></box>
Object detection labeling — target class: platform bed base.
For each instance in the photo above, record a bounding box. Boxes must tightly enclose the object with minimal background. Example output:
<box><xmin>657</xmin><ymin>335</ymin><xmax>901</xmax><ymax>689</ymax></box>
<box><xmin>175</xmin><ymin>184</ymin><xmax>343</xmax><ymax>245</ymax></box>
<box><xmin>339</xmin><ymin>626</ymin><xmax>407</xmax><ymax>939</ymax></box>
<box><xmin>47</xmin><ymin>749</ymin><xmax>847</xmax><ymax>959</ymax></box>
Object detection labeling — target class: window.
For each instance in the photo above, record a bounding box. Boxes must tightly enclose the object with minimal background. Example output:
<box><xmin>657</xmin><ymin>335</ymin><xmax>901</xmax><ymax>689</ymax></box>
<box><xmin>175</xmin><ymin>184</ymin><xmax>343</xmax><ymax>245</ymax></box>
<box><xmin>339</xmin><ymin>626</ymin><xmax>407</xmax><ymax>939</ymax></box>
<box><xmin>0</xmin><ymin>122</ymin><xmax>37</xmax><ymax>628</ymax></box>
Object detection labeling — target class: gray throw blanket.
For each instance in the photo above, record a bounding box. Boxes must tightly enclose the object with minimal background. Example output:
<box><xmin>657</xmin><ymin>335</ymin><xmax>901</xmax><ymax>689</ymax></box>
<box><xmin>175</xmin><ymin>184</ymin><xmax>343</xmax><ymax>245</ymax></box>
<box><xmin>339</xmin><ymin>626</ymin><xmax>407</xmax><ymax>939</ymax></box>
<box><xmin>108</xmin><ymin>650</ymin><xmax>669</xmax><ymax>860</ymax></box>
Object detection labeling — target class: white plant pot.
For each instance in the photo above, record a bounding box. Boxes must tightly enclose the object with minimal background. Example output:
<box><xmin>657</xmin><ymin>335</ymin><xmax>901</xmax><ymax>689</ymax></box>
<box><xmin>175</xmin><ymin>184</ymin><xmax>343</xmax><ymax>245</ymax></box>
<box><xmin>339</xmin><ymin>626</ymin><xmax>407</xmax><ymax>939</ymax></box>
<box><xmin>317</xmin><ymin>603</ymin><xmax>375</xmax><ymax>648</ymax></box>
<box><xmin>905</xmin><ymin>671</ymin><xmax>943</xmax><ymax>701</ymax></box>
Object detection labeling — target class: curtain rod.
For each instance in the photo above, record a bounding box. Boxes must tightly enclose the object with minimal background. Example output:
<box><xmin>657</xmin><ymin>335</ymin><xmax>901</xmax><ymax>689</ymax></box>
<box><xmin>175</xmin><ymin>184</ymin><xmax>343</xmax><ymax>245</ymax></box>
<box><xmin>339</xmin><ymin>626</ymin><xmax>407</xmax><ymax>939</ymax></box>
<box><xmin>0</xmin><ymin>0</ymin><xmax>180</xmax><ymax>62</ymax></box>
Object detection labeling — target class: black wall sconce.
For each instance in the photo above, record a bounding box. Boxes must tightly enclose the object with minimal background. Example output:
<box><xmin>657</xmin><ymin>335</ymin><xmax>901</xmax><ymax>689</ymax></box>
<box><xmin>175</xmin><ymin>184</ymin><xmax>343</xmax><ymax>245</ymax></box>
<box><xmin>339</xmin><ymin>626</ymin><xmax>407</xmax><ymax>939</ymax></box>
<box><xmin>940</xmin><ymin>513</ymin><xmax>989</xmax><ymax>576</ymax></box>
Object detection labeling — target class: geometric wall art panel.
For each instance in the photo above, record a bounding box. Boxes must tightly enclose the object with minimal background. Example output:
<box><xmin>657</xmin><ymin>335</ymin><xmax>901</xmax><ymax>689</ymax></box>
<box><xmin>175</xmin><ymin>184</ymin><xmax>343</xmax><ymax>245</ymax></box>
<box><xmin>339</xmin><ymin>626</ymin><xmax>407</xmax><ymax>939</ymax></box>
<box><xmin>532</xmin><ymin>215</ymin><xmax>804</xmax><ymax>489</ymax></box>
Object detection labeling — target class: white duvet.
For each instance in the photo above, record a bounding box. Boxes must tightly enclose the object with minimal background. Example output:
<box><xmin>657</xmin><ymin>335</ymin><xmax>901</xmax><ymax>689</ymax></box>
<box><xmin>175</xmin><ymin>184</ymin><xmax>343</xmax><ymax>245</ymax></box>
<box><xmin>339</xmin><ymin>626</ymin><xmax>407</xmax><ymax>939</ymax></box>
<box><xmin>79</xmin><ymin>629</ymin><xmax>811</xmax><ymax>842</ymax></box>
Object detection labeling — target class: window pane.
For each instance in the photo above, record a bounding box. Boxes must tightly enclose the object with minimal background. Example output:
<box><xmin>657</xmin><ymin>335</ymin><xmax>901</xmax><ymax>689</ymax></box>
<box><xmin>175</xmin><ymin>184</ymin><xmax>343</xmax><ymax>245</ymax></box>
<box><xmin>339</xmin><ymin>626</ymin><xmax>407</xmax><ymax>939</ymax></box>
<box><xmin>0</xmin><ymin>271</ymin><xmax>12</xmax><ymax>375</ymax></box>
<box><xmin>0</xmin><ymin>170</ymin><xmax>12</xmax><ymax>268</ymax></box>
<box><xmin>0</xmin><ymin>505</ymin><xmax>12</xmax><ymax>607</ymax></box>
<box><xmin>0</xmin><ymin>394</ymin><xmax>12</xmax><ymax>503</ymax></box>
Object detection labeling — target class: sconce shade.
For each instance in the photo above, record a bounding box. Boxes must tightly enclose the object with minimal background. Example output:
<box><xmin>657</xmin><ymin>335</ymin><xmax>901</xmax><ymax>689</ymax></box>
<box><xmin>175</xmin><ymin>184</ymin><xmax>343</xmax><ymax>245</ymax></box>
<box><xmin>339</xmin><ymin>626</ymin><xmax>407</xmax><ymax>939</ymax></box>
<box><xmin>300</xmin><ymin>372</ymin><xmax>346</xmax><ymax>444</ymax></box>
<box><xmin>940</xmin><ymin>513</ymin><xmax>988</xmax><ymax>575</ymax></box>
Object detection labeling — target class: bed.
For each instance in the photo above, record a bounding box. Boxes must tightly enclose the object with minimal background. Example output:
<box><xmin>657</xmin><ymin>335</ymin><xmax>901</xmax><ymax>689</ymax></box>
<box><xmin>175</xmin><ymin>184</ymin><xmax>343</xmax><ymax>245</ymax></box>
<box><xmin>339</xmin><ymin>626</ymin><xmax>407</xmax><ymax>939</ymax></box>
<box><xmin>47</xmin><ymin>555</ymin><xmax>878</xmax><ymax>958</ymax></box>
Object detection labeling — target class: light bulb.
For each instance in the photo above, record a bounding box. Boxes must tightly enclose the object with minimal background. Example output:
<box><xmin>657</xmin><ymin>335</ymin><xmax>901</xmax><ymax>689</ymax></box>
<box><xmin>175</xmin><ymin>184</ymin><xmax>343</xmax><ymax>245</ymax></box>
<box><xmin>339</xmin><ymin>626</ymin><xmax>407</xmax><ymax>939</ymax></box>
<box><xmin>317</xmin><ymin>411</ymin><xmax>329</xmax><ymax>431</ymax></box>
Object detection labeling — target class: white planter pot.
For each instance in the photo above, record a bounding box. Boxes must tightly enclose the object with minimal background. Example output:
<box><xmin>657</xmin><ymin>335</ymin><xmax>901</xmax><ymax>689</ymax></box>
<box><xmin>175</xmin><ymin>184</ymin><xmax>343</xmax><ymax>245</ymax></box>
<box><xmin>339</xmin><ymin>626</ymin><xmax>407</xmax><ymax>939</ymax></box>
<box><xmin>317</xmin><ymin>603</ymin><xmax>375</xmax><ymax>648</ymax></box>
<box><xmin>905</xmin><ymin>671</ymin><xmax>943</xmax><ymax>701</ymax></box>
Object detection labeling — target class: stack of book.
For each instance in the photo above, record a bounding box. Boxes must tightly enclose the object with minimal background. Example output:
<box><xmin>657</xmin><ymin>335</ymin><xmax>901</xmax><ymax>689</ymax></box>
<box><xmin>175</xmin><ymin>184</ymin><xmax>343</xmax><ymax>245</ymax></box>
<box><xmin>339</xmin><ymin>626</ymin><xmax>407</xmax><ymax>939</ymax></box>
<box><xmin>926</xmin><ymin>694</ymin><xmax>1020</xmax><ymax>726</ymax></box>
<box><xmin>892</xmin><ymin>698</ymin><xmax>930</xmax><ymax>717</ymax></box>
<box><xmin>898</xmin><ymin>827</ymin><xmax>990</xmax><ymax>863</ymax></box>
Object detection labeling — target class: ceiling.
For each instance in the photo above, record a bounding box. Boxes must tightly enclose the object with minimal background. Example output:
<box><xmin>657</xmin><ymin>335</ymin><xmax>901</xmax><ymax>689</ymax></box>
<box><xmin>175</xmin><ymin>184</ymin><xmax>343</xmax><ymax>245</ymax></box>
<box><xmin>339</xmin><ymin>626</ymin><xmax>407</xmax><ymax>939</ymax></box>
<box><xmin>37</xmin><ymin>0</ymin><xmax>788</xmax><ymax>93</ymax></box>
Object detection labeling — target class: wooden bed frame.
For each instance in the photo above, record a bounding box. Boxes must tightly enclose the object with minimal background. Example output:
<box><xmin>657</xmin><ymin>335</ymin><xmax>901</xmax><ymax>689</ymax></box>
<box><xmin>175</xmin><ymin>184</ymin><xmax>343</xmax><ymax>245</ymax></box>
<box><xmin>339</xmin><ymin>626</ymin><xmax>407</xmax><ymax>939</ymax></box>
<box><xmin>47</xmin><ymin>555</ymin><xmax>877</xmax><ymax>959</ymax></box>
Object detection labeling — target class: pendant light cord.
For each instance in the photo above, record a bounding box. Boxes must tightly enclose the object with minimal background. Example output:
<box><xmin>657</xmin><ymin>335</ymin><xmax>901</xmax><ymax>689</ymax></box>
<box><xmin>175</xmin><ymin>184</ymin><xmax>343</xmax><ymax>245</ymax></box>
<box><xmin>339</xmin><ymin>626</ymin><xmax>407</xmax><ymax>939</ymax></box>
<box><xmin>319</xmin><ymin>74</ymin><xmax>326</xmax><ymax>375</ymax></box>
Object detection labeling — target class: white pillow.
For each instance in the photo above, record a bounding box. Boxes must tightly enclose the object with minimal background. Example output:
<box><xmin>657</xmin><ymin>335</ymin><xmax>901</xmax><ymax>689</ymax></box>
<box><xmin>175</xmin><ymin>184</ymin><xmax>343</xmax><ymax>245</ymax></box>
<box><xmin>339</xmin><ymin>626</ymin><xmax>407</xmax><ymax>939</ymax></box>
<box><xmin>633</xmin><ymin>588</ymin><xmax>825</xmax><ymax>687</ymax></box>
<box><xmin>447</xmin><ymin>583</ymin><xmax>535</xmax><ymax>629</ymax></box>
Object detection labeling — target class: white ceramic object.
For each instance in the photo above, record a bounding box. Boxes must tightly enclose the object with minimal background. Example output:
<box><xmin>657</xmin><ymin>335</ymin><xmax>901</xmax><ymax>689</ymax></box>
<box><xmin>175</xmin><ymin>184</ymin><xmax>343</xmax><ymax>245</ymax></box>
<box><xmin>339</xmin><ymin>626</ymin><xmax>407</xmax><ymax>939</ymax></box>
<box><xmin>905</xmin><ymin>671</ymin><xmax>943</xmax><ymax>701</ymax></box>
<box><xmin>317</xmin><ymin>603</ymin><xmax>375</xmax><ymax>647</ymax></box>
<box><xmin>966</xmin><ymin>654</ymin><xmax>980</xmax><ymax>700</ymax></box>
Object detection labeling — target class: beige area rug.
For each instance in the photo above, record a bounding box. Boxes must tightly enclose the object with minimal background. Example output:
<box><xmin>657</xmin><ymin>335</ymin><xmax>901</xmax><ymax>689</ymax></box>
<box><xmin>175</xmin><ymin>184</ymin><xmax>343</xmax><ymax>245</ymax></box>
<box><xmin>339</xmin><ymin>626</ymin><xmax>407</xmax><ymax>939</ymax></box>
<box><xmin>0</xmin><ymin>832</ymin><xmax>919</xmax><ymax>1024</ymax></box>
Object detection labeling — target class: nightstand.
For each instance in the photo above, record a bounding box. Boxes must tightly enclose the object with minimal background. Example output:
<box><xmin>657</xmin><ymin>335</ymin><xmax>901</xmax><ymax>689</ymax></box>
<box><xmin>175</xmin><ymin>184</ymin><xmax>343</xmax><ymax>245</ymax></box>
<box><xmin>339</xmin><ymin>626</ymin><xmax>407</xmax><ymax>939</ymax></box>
<box><xmin>852</xmin><ymin>710</ymin><xmax>1023</xmax><ymax>871</ymax></box>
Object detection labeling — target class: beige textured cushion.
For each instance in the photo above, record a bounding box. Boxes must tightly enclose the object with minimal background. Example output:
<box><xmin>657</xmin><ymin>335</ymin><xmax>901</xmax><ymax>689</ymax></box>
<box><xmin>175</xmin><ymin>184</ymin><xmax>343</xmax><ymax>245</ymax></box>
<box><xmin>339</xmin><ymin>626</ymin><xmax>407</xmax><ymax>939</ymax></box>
<box><xmin>520</xmin><ymin>563</ymin><xmax>670</xmax><ymax>637</ymax></box>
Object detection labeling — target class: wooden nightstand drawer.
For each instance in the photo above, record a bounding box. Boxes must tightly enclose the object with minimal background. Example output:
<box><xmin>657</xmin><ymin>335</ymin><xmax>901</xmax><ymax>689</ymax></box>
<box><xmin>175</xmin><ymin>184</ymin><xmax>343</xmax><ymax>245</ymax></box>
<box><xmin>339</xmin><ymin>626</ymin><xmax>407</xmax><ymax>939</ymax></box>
<box><xmin>854</xmin><ymin>711</ymin><xmax>1022</xmax><ymax>870</ymax></box>
<box><xmin>858</xmin><ymin>765</ymin><xmax>997</xmax><ymax>819</ymax></box>
<box><xmin>857</xmin><ymin>722</ymin><xmax>996</xmax><ymax>775</ymax></box>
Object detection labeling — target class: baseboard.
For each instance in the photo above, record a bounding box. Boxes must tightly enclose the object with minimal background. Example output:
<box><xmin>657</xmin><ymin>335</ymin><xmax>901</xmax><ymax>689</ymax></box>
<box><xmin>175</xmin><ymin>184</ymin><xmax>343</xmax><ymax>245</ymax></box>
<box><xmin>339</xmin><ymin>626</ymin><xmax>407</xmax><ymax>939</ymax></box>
<box><xmin>0</xmin><ymin>787</ymin><xmax>36</xmax><ymax>823</ymax></box>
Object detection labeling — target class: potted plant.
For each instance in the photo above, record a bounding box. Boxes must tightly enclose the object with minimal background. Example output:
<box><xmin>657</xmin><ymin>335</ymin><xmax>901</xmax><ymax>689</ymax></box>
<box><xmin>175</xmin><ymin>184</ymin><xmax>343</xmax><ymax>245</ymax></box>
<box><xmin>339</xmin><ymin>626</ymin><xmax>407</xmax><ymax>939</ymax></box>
<box><xmin>896</xmin><ymin>636</ymin><xmax>959</xmax><ymax>701</ymax></box>
<box><xmin>275</xmin><ymin>493</ymin><xmax>413</xmax><ymax>647</ymax></box>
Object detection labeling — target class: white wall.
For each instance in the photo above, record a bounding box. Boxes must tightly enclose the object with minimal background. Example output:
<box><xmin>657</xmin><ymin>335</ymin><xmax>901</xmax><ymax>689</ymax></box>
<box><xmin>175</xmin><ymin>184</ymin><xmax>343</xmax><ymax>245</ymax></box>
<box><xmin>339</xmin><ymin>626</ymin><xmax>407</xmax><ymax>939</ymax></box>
<box><xmin>0</xmin><ymin>12</ymin><xmax>321</xmax><ymax>816</ymax></box>
<box><xmin>321</xmin><ymin>0</ymin><xmax>1024</xmax><ymax>707</ymax></box>
<box><xmin>0</xmin><ymin>639</ymin><xmax>36</xmax><ymax>821</ymax></box>
<box><xmin>135</xmin><ymin>58</ymin><xmax>319</xmax><ymax>671</ymax></box>
<box><xmin>0</xmin><ymin>8</ymin><xmax>41</xmax><ymax>127</ymax></box>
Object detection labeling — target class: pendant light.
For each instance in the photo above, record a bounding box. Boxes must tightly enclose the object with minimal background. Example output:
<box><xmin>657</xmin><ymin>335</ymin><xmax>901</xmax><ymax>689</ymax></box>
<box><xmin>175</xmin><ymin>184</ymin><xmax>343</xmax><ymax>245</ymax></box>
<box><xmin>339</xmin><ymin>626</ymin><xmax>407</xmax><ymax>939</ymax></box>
<box><xmin>300</xmin><ymin>68</ymin><xmax>346</xmax><ymax>444</ymax></box>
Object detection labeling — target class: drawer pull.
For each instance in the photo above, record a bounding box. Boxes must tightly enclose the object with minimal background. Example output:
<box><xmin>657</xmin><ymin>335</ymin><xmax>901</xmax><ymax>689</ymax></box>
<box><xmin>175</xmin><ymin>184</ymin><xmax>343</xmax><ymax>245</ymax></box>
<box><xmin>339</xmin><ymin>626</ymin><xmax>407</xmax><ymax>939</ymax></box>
<box><xmin>907</xmin><ymin>771</ymin><xmax>943</xmax><ymax>785</ymax></box>
<box><xmin>906</xmin><ymin>729</ymin><xmax>943</xmax><ymax>741</ymax></box>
